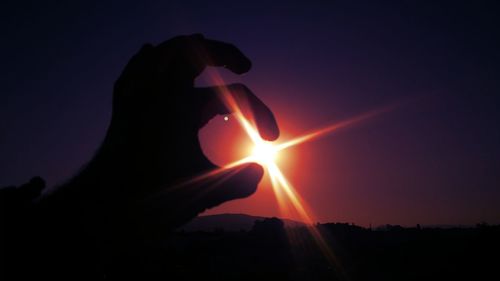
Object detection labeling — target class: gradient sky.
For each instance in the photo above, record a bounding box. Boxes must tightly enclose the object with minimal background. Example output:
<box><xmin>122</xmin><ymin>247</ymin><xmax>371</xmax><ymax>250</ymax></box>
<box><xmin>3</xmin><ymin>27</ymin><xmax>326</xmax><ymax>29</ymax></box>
<box><xmin>1</xmin><ymin>1</ymin><xmax>499</xmax><ymax>226</ymax></box>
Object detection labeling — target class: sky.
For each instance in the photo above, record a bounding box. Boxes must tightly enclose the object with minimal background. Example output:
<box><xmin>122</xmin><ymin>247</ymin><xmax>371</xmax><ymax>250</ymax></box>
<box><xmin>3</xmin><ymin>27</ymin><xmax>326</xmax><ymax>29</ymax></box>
<box><xmin>1</xmin><ymin>0</ymin><xmax>499</xmax><ymax>226</ymax></box>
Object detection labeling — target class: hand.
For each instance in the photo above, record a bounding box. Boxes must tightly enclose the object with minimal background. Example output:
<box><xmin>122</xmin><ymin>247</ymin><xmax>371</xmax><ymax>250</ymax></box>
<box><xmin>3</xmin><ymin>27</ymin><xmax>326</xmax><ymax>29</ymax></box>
<box><xmin>4</xmin><ymin>35</ymin><xmax>280</xmax><ymax>279</ymax></box>
<box><xmin>60</xmin><ymin>34</ymin><xmax>280</xmax><ymax>234</ymax></box>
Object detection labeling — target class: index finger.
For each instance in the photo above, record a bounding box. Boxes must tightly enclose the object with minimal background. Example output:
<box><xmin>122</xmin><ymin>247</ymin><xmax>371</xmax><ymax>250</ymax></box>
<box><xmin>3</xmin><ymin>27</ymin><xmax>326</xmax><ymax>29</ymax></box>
<box><xmin>202</xmin><ymin>37</ymin><xmax>252</xmax><ymax>74</ymax></box>
<box><xmin>155</xmin><ymin>34</ymin><xmax>252</xmax><ymax>81</ymax></box>
<box><xmin>197</xmin><ymin>84</ymin><xmax>280</xmax><ymax>141</ymax></box>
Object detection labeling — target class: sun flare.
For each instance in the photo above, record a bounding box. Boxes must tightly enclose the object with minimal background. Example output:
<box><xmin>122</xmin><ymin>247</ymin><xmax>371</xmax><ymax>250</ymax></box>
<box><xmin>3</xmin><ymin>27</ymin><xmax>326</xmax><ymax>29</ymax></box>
<box><xmin>250</xmin><ymin>141</ymin><xmax>278</xmax><ymax>166</ymax></box>
<box><xmin>184</xmin><ymin>70</ymin><xmax>397</xmax><ymax>270</ymax></box>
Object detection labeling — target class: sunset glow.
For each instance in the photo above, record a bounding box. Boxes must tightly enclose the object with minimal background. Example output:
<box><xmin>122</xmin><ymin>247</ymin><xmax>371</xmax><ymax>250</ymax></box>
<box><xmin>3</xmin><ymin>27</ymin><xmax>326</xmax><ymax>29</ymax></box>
<box><xmin>250</xmin><ymin>141</ymin><xmax>278</xmax><ymax>166</ymax></box>
<box><xmin>208</xmin><ymin>83</ymin><xmax>392</xmax><ymax>271</ymax></box>
<box><xmin>186</xmin><ymin>68</ymin><xmax>393</xmax><ymax>269</ymax></box>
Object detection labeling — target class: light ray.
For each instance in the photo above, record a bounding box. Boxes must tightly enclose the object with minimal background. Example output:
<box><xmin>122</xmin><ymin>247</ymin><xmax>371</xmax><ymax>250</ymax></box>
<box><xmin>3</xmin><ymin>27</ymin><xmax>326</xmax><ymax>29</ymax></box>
<box><xmin>230</xmin><ymin>107</ymin><xmax>346</xmax><ymax>270</ymax></box>
<box><xmin>171</xmin><ymin>156</ymin><xmax>252</xmax><ymax>189</ymax></box>
<box><xmin>216</xmin><ymin>93</ymin><xmax>398</xmax><ymax>279</ymax></box>
<box><xmin>192</xmin><ymin>66</ymin><xmax>399</xmax><ymax>277</ymax></box>
<box><xmin>276</xmin><ymin>104</ymin><xmax>397</xmax><ymax>152</ymax></box>
<box><xmin>268</xmin><ymin>171</ymin><xmax>289</xmax><ymax>215</ymax></box>
<box><xmin>267</xmin><ymin>162</ymin><xmax>344</xmax><ymax>275</ymax></box>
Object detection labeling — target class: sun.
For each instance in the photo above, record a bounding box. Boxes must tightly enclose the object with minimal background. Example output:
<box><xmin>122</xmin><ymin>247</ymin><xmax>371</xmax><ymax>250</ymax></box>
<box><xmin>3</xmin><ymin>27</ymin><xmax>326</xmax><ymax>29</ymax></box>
<box><xmin>179</xmin><ymin>69</ymin><xmax>397</xmax><ymax>269</ymax></box>
<box><xmin>250</xmin><ymin>141</ymin><xmax>278</xmax><ymax>166</ymax></box>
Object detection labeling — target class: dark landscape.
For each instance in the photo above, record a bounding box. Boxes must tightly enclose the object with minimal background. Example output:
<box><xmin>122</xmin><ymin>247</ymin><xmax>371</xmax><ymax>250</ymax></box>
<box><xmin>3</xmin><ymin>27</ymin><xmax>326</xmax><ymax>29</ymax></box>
<box><xmin>157</xmin><ymin>214</ymin><xmax>500</xmax><ymax>280</ymax></box>
<box><xmin>2</xmin><ymin>1</ymin><xmax>500</xmax><ymax>280</ymax></box>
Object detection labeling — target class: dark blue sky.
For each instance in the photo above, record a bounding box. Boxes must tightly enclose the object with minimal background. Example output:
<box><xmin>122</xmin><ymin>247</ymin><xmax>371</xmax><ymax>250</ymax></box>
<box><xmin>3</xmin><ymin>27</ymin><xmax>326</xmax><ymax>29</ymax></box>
<box><xmin>1</xmin><ymin>0</ymin><xmax>499</xmax><ymax>225</ymax></box>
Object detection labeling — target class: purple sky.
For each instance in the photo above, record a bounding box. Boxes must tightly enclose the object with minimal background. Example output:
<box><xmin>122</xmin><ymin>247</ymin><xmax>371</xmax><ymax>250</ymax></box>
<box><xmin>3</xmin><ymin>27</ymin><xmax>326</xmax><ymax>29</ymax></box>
<box><xmin>1</xmin><ymin>1</ymin><xmax>499</xmax><ymax>226</ymax></box>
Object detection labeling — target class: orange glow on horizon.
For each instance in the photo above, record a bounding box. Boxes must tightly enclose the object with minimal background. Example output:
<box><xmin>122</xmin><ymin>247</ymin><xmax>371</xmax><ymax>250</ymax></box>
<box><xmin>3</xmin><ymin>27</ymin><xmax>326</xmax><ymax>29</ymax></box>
<box><xmin>184</xmin><ymin>65</ymin><xmax>396</xmax><ymax>271</ymax></box>
<box><xmin>225</xmin><ymin>98</ymin><xmax>349</xmax><ymax>273</ymax></box>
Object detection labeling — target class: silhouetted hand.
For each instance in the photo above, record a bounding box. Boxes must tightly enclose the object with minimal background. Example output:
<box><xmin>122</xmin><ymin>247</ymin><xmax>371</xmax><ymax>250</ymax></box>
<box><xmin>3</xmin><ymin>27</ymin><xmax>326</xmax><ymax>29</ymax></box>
<box><xmin>3</xmin><ymin>34</ymin><xmax>279</xmax><ymax>279</ymax></box>
<box><xmin>41</xmin><ymin>34</ymin><xmax>279</xmax><ymax>236</ymax></box>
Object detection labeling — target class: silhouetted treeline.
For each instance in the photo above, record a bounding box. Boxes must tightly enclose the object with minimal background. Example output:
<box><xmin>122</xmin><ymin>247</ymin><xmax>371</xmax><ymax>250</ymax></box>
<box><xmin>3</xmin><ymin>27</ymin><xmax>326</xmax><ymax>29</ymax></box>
<box><xmin>162</xmin><ymin>220</ymin><xmax>499</xmax><ymax>281</ymax></box>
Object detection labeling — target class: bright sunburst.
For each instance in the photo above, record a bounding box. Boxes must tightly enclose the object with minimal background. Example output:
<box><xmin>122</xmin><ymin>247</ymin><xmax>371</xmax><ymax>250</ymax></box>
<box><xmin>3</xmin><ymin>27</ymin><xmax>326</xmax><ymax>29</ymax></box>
<box><xmin>182</xmin><ymin>69</ymin><xmax>399</xmax><ymax>272</ymax></box>
<box><xmin>250</xmin><ymin>141</ymin><xmax>278</xmax><ymax>166</ymax></box>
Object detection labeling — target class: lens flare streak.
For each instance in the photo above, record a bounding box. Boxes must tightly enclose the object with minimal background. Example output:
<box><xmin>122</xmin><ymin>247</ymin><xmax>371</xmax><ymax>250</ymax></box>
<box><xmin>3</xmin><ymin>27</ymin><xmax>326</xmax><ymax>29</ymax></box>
<box><xmin>213</xmin><ymin>85</ymin><xmax>387</xmax><ymax>274</ymax></box>
<box><xmin>190</xmin><ymin>68</ymin><xmax>394</xmax><ymax>275</ymax></box>
<box><xmin>275</xmin><ymin>105</ymin><xmax>397</xmax><ymax>152</ymax></box>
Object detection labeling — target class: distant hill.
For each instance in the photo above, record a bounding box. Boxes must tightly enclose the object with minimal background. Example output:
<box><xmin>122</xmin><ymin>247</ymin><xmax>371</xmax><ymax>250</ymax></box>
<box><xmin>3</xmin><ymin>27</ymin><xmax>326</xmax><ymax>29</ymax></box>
<box><xmin>179</xmin><ymin>213</ymin><xmax>305</xmax><ymax>232</ymax></box>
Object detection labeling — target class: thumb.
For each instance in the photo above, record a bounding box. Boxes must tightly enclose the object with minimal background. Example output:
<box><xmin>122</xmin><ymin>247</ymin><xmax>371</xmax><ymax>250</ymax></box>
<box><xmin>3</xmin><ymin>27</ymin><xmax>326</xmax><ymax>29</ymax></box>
<box><xmin>195</xmin><ymin>162</ymin><xmax>264</xmax><ymax>210</ymax></box>
<box><xmin>138</xmin><ymin>163</ymin><xmax>264</xmax><ymax>230</ymax></box>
